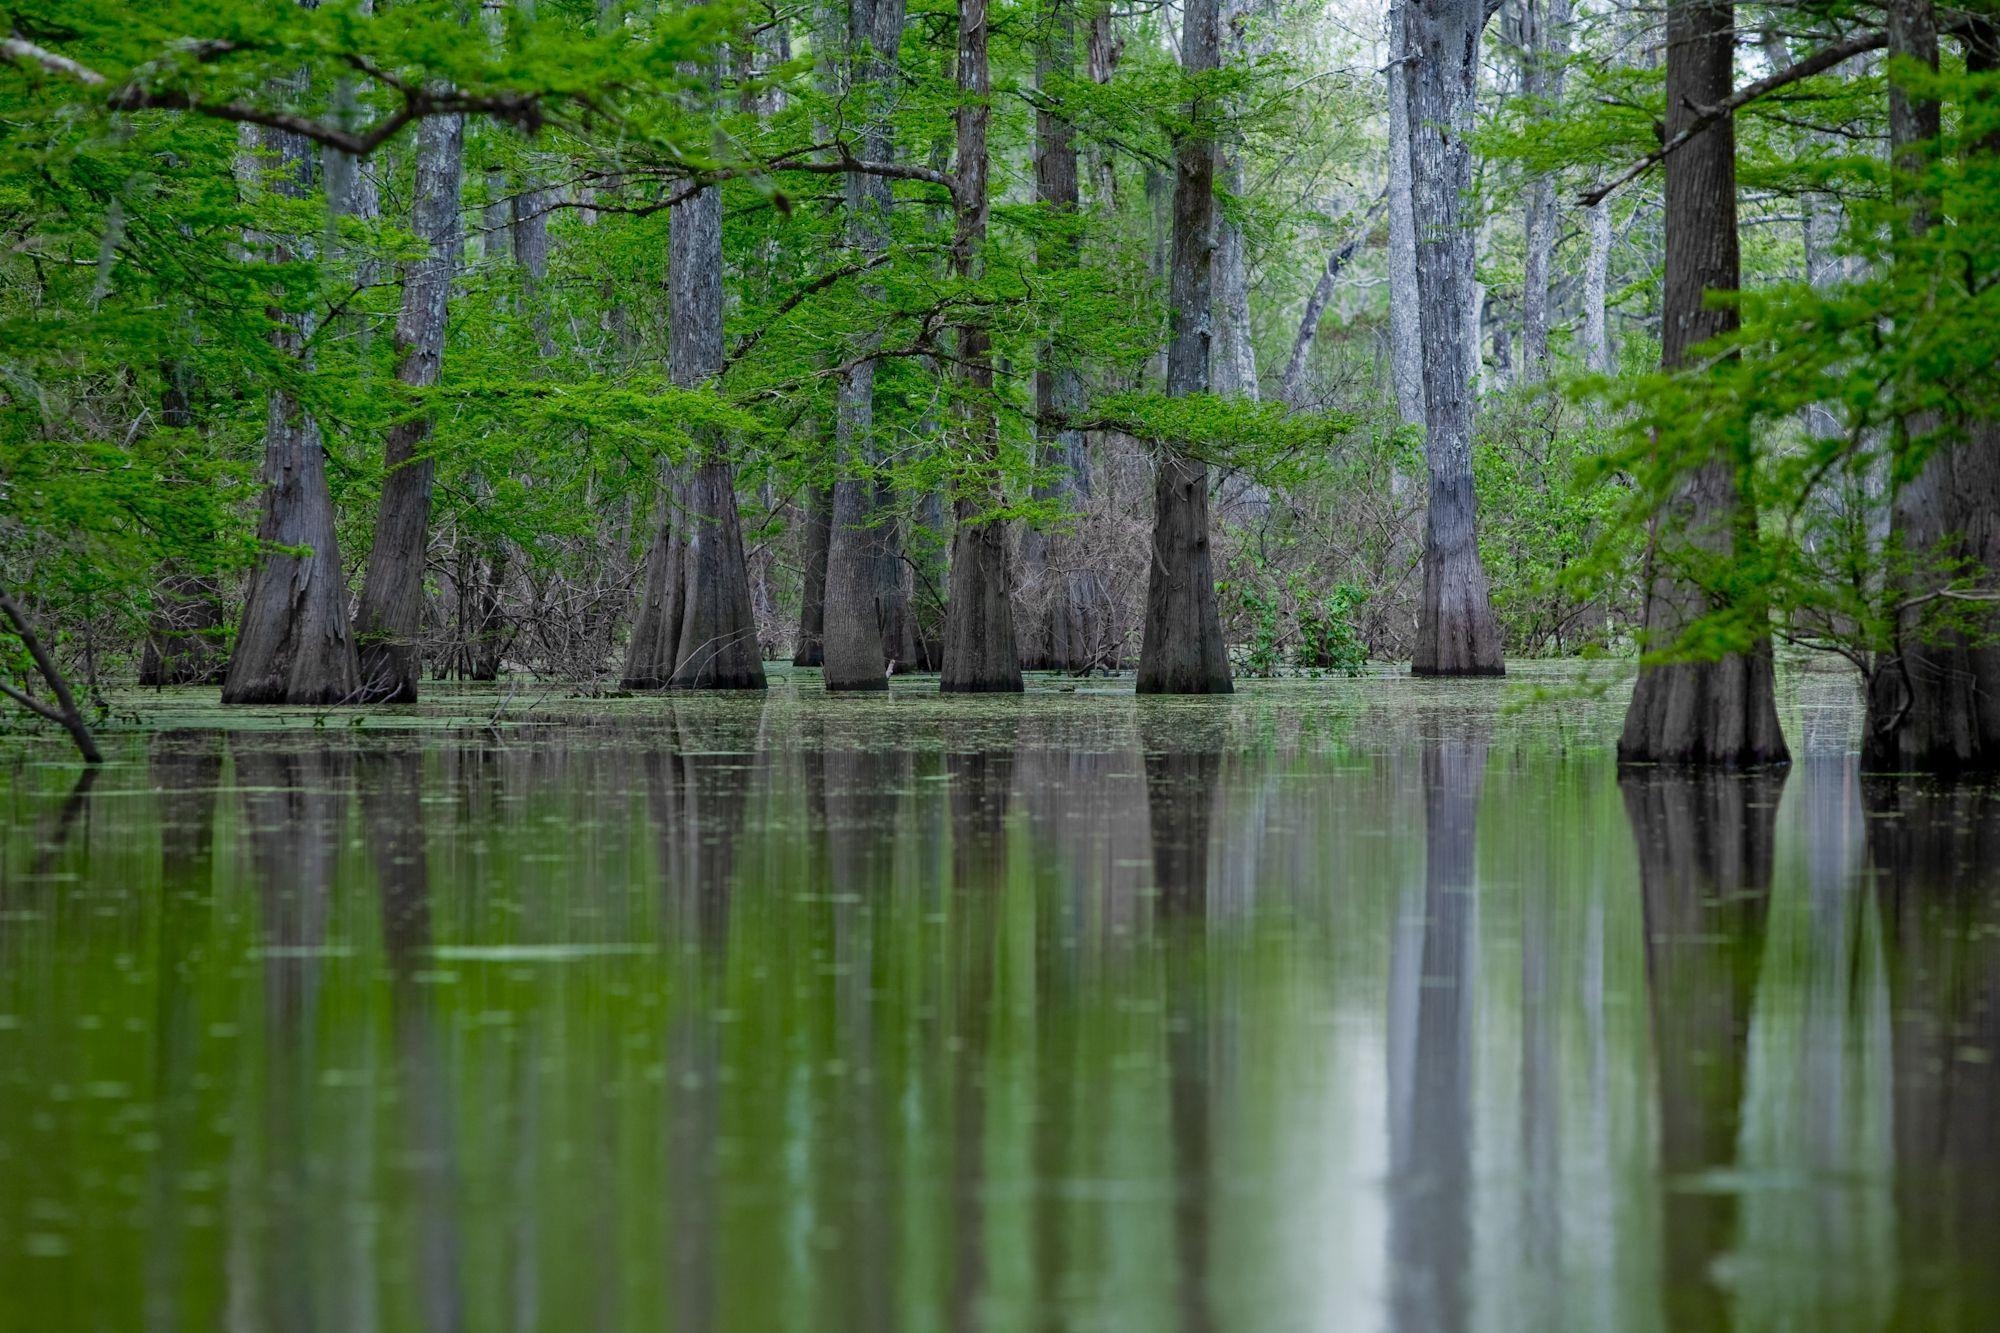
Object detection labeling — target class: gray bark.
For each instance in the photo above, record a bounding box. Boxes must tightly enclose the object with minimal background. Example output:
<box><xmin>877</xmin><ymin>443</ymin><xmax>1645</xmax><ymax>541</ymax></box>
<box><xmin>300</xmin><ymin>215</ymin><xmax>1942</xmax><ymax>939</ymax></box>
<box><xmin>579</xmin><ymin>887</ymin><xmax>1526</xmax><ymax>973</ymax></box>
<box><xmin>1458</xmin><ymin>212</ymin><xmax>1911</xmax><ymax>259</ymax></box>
<box><xmin>1518</xmin><ymin>0</ymin><xmax>1569</xmax><ymax>380</ymax></box>
<box><xmin>354</xmin><ymin>110</ymin><xmax>465</xmax><ymax>703</ymax></box>
<box><xmin>1137</xmin><ymin>0</ymin><xmax>1233</xmax><ymax>695</ymax></box>
<box><xmin>1279</xmin><ymin>197</ymin><xmax>1379</xmax><ymax>408</ymax></box>
<box><xmin>1861</xmin><ymin>2</ymin><xmax>2000</xmax><ymax>771</ymax></box>
<box><xmin>1386</xmin><ymin>2</ymin><xmax>1426</xmax><ymax>428</ymax></box>
<box><xmin>793</xmin><ymin>486</ymin><xmax>832</xmax><ymax>665</ymax></box>
<box><xmin>1406</xmin><ymin>0</ymin><xmax>1505</xmax><ymax>675</ymax></box>
<box><xmin>1617</xmin><ymin>0</ymin><xmax>1788</xmax><ymax>766</ymax></box>
<box><xmin>940</xmin><ymin>0</ymin><xmax>1024</xmax><ymax>692</ymax></box>
<box><xmin>821</xmin><ymin>0</ymin><xmax>911</xmax><ymax>690</ymax></box>
<box><xmin>222</xmin><ymin>105</ymin><xmax>362</xmax><ymax>706</ymax></box>
<box><xmin>1582</xmin><ymin>196</ymin><xmax>1611</xmax><ymax>372</ymax></box>
<box><xmin>624</xmin><ymin>174</ymin><xmax>767</xmax><ymax>690</ymax></box>
<box><xmin>1016</xmin><ymin>0</ymin><xmax>1110</xmax><ymax>673</ymax></box>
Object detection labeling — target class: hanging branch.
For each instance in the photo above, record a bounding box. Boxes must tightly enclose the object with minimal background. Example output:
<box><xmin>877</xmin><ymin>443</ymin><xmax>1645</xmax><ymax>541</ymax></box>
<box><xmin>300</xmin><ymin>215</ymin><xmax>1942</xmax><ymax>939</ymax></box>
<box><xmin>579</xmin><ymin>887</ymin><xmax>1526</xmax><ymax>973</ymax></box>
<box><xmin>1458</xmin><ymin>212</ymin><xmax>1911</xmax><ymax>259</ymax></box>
<box><xmin>0</xmin><ymin>587</ymin><xmax>103</xmax><ymax>764</ymax></box>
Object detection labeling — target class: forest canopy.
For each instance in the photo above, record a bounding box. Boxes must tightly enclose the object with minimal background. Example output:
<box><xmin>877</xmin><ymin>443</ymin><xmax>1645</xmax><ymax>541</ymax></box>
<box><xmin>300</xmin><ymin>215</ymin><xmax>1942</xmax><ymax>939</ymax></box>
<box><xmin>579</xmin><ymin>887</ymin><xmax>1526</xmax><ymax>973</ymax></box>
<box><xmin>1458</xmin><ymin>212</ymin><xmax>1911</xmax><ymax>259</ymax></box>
<box><xmin>3</xmin><ymin>0</ymin><xmax>1998</xmax><ymax>769</ymax></box>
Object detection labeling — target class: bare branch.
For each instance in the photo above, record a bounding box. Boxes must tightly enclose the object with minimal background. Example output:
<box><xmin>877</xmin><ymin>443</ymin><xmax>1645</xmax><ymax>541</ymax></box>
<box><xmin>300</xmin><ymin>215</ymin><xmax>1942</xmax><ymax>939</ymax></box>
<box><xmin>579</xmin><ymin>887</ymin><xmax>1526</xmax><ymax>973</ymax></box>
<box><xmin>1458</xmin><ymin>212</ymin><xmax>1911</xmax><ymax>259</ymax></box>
<box><xmin>1</xmin><ymin>35</ymin><xmax>108</xmax><ymax>85</ymax></box>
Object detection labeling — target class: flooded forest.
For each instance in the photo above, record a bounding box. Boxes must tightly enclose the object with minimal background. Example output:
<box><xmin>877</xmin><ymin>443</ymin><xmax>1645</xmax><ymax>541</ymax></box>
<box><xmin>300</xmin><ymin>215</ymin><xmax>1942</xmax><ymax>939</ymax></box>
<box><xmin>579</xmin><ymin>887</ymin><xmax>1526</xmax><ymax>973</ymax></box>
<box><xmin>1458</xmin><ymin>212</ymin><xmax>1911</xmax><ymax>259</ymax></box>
<box><xmin>4</xmin><ymin>0</ymin><xmax>2000</xmax><ymax>1328</ymax></box>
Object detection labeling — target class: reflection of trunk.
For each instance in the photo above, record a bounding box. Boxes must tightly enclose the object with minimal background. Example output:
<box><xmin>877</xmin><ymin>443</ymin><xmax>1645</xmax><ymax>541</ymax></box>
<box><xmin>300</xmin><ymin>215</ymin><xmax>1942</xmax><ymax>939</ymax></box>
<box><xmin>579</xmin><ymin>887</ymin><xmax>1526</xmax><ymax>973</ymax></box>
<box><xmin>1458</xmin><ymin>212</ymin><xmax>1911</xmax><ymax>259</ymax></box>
<box><xmin>1620</xmin><ymin>769</ymin><xmax>1781</xmax><ymax>1331</ymax></box>
<box><xmin>1138</xmin><ymin>713</ymin><xmax>1220</xmax><ymax>1332</ymax></box>
<box><xmin>143</xmin><ymin>734</ymin><xmax>221</xmax><ymax>1333</ymax></box>
<box><xmin>1862</xmin><ymin>776</ymin><xmax>2000</xmax><ymax>1324</ymax></box>
<box><xmin>624</xmin><ymin>169</ymin><xmax>766</xmax><ymax>690</ymax></box>
<box><xmin>1138</xmin><ymin>0</ymin><xmax>1233</xmax><ymax>695</ymax></box>
<box><xmin>354</xmin><ymin>110</ymin><xmax>466</xmax><ymax>703</ymax></box>
<box><xmin>794</xmin><ymin>486</ymin><xmax>832</xmax><ymax>665</ymax></box>
<box><xmin>234</xmin><ymin>738</ymin><xmax>350</xmax><ymax>1330</ymax></box>
<box><xmin>1862</xmin><ymin>14</ymin><xmax>2000</xmax><ymax>773</ymax></box>
<box><xmin>1387</xmin><ymin>729</ymin><xmax>1485</xmax><ymax>1333</ymax></box>
<box><xmin>942</xmin><ymin>728</ymin><xmax>1014</xmax><ymax>1329</ymax></box>
<box><xmin>1617</xmin><ymin>0</ymin><xmax>1787</xmax><ymax>765</ymax></box>
<box><xmin>818</xmin><ymin>735</ymin><xmax>900</xmax><ymax>1328</ymax></box>
<box><xmin>941</xmin><ymin>0</ymin><xmax>1024</xmax><ymax>694</ymax></box>
<box><xmin>1405</xmin><ymin>0</ymin><xmax>1504</xmax><ymax>676</ymax></box>
<box><xmin>644</xmin><ymin>706</ymin><xmax>755</xmax><ymax>1333</ymax></box>
<box><xmin>359</xmin><ymin>747</ymin><xmax>466</xmax><ymax>1333</ymax></box>
<box><xmin>223</xmin><ymin>110</ymin><xmax>360</xmax><ymax>706</ymax></box>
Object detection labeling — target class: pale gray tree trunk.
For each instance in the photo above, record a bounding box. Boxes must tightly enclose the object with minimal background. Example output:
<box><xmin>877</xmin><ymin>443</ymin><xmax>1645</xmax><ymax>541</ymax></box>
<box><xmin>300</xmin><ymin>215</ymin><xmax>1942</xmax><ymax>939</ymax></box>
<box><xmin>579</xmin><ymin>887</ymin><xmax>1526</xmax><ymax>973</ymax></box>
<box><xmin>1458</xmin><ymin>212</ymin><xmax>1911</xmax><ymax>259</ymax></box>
<box><xmin>222</xmin><ymin>97</ymin><xmax>362</xmax><ymax>706</ymax></box>
<box><xmin>1518</xmin><ymin>0</ymin><xmax>1570</xmax><ymax>380</ymax></box>
<box><xmin>354</xmin><ymin>110</ymin><xmax>466</xmax><ymax>702</ymax></box>
<box><xmin>1581</xmin><ymin>197</ymin><xmax>1612</xmax><ymax>372</ymax></box>
<box><xmin>1280</xmin><ymin>197</ymin><xmax>1379</xmax><ymax>408</ymax></box>
<box><xmin>1616</xmin><ymin>0</ymin><xmax>1787</xmax><ymax>766</ymax></box>
<box><xmin>941</xmin><ymin>0</ymin><xmax>1024</xmax><ymax>692</ymax></box>
<box><xmin>1137</xmin><ymin>0</ymin><xmax>1233</xmax><ymax>694</ymax></box>
<box><xmin>1406</xmin><ymin>0</ymin><xmax>1505</xmax><ymax>675</ymax></box>
<box><xmin>1385</xmin><ymin>1</ymin><xmax>1426</xmax><ymax>428</ymax></box>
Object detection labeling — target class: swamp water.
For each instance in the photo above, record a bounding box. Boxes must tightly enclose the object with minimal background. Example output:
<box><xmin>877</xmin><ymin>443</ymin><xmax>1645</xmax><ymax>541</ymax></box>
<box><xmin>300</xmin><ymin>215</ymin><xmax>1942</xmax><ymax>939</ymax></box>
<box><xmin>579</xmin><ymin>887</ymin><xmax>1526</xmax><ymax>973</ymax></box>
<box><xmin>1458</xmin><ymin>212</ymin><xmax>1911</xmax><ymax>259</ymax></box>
<box><xmin>1</xmin><ymin>666</ymin><xmax>1997</xmax><ymax>1331</ymax></box>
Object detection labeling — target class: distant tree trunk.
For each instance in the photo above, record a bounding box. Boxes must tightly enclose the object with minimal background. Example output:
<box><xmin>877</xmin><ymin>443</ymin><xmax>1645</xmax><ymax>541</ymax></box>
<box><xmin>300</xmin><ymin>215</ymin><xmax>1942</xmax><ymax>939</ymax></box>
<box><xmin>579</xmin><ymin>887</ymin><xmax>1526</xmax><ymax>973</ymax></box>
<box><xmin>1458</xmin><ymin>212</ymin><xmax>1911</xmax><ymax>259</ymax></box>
<box><xmin>222</xmin><ymin>108</ymin><xmax>362</xmax><ymax>706</ymax></box>
<box><xmin>1386</xmin><ymin>2</ymin><xmax>1426</xmax><ymax>429</ymax></box>
<box><xmin>1518</xmin><ymin>0</ymin><xmax>1569</xmax><ymax>381</ymax></box>
<box><xmin>940</xmin><ymin>0</ymin><xmax>1024</xmax><ymax>688</ymax></box>
<box><xmin>1137</xmin><ymin>0</ymin><xmax>1233</xmax><ymax>695</ymax></box>
<box><xmin>1406</xmin><ymin>0</ymin><xmax>1505</xmax><ymax>675</ymax></box>
<box><xmin>624</xmin><ymin>173</ymin><xmax>767</xmax><ymax>690</ymax></box>
<box><xmin>793</xmin><ymin>485</ymin><xmax>832</xmax><ymax>666</ymax></box>
<box><xmin>1016</xmin><ymin>0</ymin><xmax>1106</xmax><ymax>673</ymax></box>
<box><xmin>354</xmin><ymin>110</ymin><xmax>465</xmax><ymax>703</ymax></box>
<box><xmin>1280</xmin><ymin>198</ymin><xmax>1378</xmax><ymax>408</ymax></box>
<box><xmin>140</xmin><ymin>366</ymin><xmax>225</xmax><ymax>687</ymax></box>
<box><xmin>1616</xmin><ymin>0</ymin><xmax>1788</xmax><ymax>766</ymax></box>
<box><xmin>822</xmin><ymin>0</ymin><xmax>907</xmax><ymax>691</ymax></box>
<box><xmin>1581</xmin><ymin>196</ymin><xmax>1612</xmax><ymax>372</ymax></box>
<box><xmin>940</xmin><ymin>0</ymin><xmax>1024</xmax><ymax>693</ymax></box>
<box><xmin>1862</xmin><ymin>0</ymin><xmax>2000</xmax><ymax>771</ymax></box>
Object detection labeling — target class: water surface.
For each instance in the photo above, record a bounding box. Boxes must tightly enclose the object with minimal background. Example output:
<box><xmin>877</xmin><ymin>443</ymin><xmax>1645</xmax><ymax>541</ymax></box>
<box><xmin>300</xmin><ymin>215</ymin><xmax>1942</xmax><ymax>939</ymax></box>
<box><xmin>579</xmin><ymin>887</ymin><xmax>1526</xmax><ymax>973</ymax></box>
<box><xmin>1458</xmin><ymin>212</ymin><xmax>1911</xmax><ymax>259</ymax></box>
<box><xmin>2</xmin><ymin>668</ymin><xmax>1997</xmax><ymax>1331</ymax></box>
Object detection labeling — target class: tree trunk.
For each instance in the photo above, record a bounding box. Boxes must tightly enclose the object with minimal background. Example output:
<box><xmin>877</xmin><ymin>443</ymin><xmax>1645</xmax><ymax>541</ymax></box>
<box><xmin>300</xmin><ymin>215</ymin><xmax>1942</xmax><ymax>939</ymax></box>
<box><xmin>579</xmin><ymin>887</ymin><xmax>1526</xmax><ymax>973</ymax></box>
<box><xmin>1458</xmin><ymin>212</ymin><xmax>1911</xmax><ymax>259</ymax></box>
<box><xmin>1518</xmin><ymin>0</ymin><xmax>1569</xmax><ymax>381</ymax></box>
<box><xmin>1582</xmin><ymin>197</ymin><xmax>1612</xmax><ymax>372</ymax></box>
<box><xmin>1406</xmin><ymin>0</ymin><xmax>1505</xmax><ymax>676</ymax></box>
<box><xmin>1137</xmin><ymin>0</ymin><xmax>1233</xmax><ymax>695</ymax></box>
<box><xmin>1386</xmin><ymin>2</ymin><xmax>1426</xmax><ymax>429</ymax></box>
<box><xmin>1015</xmin><ymin>0</ymin><xmax>1106</xmax><ymax>674</ymax></box>
<box><xmin>354</xmin><ymin>110</ymin><xmax>465</xmax><ymax>703</ymax></box>
<box><xmin>1616</xmin><ymin>0</ymin><xmax>1788</xmax><ymax>765</ymax></box>
<box><xmin>794</xmin><ymin>485</ymin><xmax>832</xmax><ymax>665</ymax></box>
<box><xmin>625</xmin><ymin>173</ymin><xmax>766</xmax><ymax>690</ymax></box>
<box><xmin>222</xmin><ymin>109</ymin><xmax>362</xmax><ymax>706</ymax></box>
<box><xmin>821</xmin><ymin>0</ymin><xmax>907</xmax><ymax>691</ymax></box>
<box><xmin>940</xmin><ymin>0</ymin><xmax>1023</xmax><ymax>693</ymax></box>
<box><xmin>1280</xmin><ymin>198</ymin><xmax>1378</xmax><ymax>408</ymax></box>
<box><xmin>1862</xmin><ymin>0</ymin><xmax>2000</xmax><ymax>772</ymax></box>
